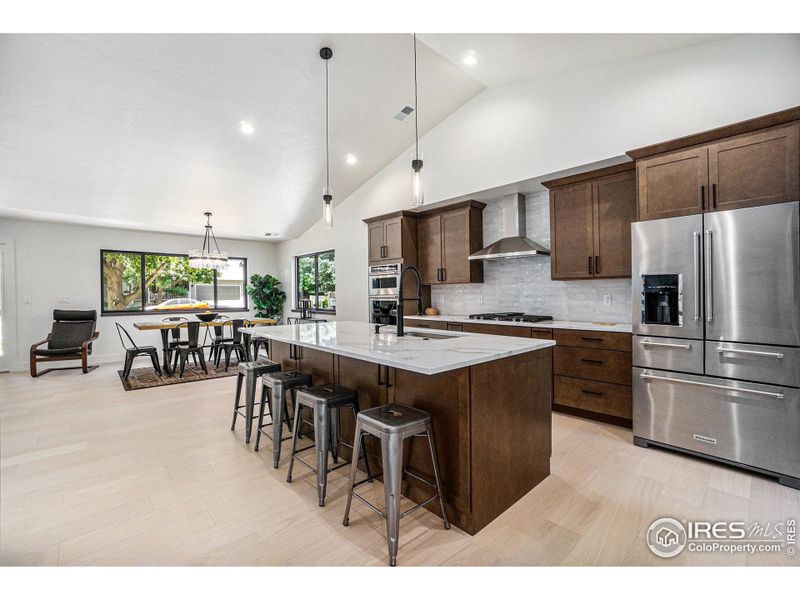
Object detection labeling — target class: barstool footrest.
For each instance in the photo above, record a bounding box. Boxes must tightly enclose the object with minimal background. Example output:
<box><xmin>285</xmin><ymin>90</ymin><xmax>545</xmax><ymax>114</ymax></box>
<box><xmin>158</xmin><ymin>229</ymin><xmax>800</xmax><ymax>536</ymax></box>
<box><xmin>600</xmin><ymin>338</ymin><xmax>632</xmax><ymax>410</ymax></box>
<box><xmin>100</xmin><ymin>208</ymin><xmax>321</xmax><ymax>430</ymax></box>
<box><xmin>402</xmin><ymin>468</ymin><xmax>438</xmax><ymax>491</ymax></box>
<box><xmin>352</xmin><ymin>491</ymin><xmax>385</xmax><ymax>518</ymax></box>
<box><xmin>292</xmin><ymin>452</ymin><xmax>354</xmax><ymax>475</ymax></box>
<box><xmin>401</xmin><ymin>494</ymin><xmax>439</xmax><ymax>519</ymax></box>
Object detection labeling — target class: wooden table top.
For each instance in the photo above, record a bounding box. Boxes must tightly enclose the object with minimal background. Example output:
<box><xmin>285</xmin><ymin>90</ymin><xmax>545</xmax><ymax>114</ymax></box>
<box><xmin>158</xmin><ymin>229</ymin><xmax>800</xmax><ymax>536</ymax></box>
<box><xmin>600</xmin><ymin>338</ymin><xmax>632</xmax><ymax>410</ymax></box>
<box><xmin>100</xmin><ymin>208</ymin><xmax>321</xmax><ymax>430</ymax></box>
<box><xmin>133</xmin><ymin>317</ymin><xmax>278</xmax><ymax>331</ymax></box>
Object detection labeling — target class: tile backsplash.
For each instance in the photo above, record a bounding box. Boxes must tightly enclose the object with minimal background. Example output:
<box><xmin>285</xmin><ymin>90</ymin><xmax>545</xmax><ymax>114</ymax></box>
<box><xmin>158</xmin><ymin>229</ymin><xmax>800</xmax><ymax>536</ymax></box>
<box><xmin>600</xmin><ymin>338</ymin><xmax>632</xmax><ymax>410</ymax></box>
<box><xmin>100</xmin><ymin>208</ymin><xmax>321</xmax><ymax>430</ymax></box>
<box><xmin>430</xmin><ymin>191</ymin><xmax>632</xmax><ymax>323</ymax></box>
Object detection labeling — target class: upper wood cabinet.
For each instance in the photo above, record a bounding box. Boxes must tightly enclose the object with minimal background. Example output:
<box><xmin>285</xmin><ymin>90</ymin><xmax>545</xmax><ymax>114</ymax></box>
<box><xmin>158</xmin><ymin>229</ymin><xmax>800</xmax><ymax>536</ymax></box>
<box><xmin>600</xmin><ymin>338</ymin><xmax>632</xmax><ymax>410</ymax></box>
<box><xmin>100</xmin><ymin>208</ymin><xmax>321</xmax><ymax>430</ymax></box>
<box><xmin>364</xmin><ymin>212</ymin><xmax>418</xmax><ymax>264</ymax></box>
<box><xmin>592</xmin><ymin>171</ymin><xmax>637</xmax><ymax>278</ymax></box>
<box><xmin>636</xmin><ymin>147</ymin><xmax>708</xmax><ymax>221</ymax></box>
<box><xmin>417</xmin><ymin>201</ymin><xmax>485</xmax><ymax>285</ymax></box>
<box><xmin>630</xmin><ymin>112</ymin><xmax>800</xmax><ymax>221</ymax></box>
<box><xmin>544</xmin><ymin>164</ymin><xmax>636</xmax><ymax>280</ymax></box>
<box><xmin>708</xmin><ymin>123</ymin><xmax>800</xmax><ymax>212</ymax></box>
<box><xmin>549</xmin><ymin>182</ymin><xmax>594</xmax><ymax>280</ymax></box>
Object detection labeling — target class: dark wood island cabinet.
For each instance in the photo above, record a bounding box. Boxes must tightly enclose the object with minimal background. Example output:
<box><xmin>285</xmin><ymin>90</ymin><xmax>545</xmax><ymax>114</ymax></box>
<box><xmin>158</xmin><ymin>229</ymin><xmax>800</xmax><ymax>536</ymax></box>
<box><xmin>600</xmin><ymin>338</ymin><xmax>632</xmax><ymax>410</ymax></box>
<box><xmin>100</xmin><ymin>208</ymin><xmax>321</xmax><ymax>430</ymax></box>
<box><xmin>264</xmin><ymin>322</ymin><xmax>553</xmax><ymax>535</ymax></box>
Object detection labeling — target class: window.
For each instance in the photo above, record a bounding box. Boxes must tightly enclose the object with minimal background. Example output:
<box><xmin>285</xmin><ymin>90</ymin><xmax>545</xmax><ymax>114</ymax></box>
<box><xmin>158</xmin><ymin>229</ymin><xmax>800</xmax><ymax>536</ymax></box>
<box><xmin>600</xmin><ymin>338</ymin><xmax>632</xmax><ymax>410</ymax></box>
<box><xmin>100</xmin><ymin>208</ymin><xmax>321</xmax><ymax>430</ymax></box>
<box><xmin>101</xmin><ymin>250</ymin><xmax>248</xmax><ymax>314</ymax></box>
<box><xmin>295</xmin><ymin>250</ymin><xmax>335</xmax><ymax>312</ymax></box>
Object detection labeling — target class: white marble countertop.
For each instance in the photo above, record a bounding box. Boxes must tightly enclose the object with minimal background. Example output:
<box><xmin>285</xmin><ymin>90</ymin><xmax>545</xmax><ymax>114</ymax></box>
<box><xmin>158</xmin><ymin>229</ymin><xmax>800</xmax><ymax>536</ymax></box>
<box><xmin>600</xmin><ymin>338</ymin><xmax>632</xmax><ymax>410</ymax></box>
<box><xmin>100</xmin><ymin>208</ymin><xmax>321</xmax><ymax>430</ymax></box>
<box><xmin>247</xmin><ymin>320</ymin><xmax>555</xmax><ymax>375</ymax></box>
<box><xmin>405</xmin><ymin>314</ymin><xmax>632</xmax><ymax>334</ymax></box>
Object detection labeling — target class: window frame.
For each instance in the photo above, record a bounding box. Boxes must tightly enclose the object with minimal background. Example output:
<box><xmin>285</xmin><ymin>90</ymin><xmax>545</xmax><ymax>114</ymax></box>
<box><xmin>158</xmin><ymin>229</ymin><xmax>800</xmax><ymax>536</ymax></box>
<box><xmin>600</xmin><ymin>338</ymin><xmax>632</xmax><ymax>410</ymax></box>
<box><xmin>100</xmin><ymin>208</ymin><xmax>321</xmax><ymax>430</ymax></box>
<box><xmin>100</xmin><ymin>249</ymin><xmax>248</xmax><ymax>316</ymax></box>
<box><xmin>294</xmin><ymin>249</ymin><xmax>336</xmax><ymax>314</ymax></box>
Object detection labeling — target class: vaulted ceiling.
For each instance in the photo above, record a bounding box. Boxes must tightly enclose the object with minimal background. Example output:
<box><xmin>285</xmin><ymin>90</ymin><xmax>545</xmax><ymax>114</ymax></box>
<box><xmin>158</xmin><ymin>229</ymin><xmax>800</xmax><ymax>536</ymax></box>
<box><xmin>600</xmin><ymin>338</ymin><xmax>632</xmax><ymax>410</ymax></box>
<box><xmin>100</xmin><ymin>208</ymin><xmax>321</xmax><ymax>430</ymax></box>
<box><xmin>0</xmin><ymin>33</ymin><xmax>728</xmax><ymax>241</ymax></box>
<box><xmin>0</xmin><ymin>34</ymin><xmax>483</xmax><ymax>240</ymax></box>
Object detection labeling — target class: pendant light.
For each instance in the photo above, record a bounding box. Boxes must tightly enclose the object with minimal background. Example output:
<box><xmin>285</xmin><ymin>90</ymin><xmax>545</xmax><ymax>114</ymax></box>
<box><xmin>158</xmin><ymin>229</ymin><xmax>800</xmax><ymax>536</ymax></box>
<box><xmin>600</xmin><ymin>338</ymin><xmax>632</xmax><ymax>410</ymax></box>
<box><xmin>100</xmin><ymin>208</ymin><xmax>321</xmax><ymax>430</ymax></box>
<box><xmin>411</xmin><ymin>33</ymin><xmax>424</xmax><ymax>207</ymax></box>
<box><xmin>320</xmin><ymin>46</ymin><xmax>334</xmax><ymax>230</ymax></box>
<box><xmin>188</xmin><ymin>212</ymin><xmax>228</xmax><ymax>270</ymax></box>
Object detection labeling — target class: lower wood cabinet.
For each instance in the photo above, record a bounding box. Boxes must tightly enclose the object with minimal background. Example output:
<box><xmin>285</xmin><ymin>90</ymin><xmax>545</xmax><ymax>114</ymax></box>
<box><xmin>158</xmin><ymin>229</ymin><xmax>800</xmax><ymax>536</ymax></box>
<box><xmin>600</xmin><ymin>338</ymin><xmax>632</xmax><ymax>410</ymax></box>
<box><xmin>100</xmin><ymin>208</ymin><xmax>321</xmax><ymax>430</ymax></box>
<box><xmin>553</xmin><ymin>376</ymin><xmax>632</xmax><ymax>421</ymax></box>
<box><xmin>552</xmin><ymin>332</ymin><xmax>632</xmax><ymax>425</ymax></box>
<box><xmin>460</xmin><ymin>322</ymin><xmax>531</xmax><ymax>337</ymax></box>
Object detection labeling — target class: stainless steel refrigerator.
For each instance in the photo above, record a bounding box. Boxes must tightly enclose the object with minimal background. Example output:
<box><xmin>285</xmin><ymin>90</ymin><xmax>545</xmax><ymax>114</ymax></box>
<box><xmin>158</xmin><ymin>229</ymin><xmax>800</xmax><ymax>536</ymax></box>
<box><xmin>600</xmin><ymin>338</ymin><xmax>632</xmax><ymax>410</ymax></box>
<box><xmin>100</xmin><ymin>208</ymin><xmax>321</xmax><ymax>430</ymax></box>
<box><xmin>631</xmin><ymin>201</ymin><xmax>800</xmax><ymax>488</ymax></box>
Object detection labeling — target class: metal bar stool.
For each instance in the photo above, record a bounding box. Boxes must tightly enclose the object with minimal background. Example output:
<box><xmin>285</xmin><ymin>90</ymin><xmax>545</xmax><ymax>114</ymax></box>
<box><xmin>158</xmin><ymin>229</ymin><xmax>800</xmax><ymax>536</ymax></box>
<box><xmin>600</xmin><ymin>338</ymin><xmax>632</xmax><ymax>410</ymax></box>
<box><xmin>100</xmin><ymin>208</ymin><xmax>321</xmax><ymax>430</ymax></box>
<box><xmin>286</xmin><ymin>384</ymin><xmax>373</xmax><ymax>506</ymax></box>
<box><xmin>342</xmin><ymin>403</ymin><xmax>450</xmax><ymax>567</ymax></box>
<box><xmin>230</xmin><ymin>359</ymin><xmax>282</xmax><ymax>443</ymax></box>
<box><xmin>256</xmin><ymin>370</ymin><xmax>313</xmax><ymax>466</ymax></box>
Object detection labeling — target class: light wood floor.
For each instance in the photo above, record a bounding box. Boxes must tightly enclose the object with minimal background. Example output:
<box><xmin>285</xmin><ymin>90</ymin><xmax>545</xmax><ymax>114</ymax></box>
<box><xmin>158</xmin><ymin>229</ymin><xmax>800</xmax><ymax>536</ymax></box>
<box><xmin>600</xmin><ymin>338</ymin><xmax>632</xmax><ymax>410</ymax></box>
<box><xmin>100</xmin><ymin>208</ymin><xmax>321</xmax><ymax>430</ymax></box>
<box><xmin>1</xmin><ymin>364</ymin><xmax>798</xmax><ymax>566</ymax></box>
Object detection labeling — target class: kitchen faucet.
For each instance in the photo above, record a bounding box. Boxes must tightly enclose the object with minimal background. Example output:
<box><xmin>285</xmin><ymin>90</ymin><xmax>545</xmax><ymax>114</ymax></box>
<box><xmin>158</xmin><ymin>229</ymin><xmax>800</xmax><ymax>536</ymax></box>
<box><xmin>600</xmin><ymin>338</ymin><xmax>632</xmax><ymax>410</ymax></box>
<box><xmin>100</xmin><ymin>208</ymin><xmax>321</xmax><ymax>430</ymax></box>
<box><xmin>396</xmin><ymin>264</ymin><xmax>423</xmax><ymax>337</ymax></box>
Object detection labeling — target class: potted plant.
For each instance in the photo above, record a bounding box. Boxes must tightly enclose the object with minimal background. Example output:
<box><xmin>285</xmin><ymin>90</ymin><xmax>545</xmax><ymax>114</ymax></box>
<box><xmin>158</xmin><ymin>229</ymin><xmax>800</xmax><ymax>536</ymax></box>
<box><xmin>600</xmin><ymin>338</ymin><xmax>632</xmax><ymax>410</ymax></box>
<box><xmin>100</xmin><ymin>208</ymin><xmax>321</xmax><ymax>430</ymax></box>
<box><xmin>246</xmin><ymin>274</ymin><xmax>287</xmax><ymax>320</ymax></box>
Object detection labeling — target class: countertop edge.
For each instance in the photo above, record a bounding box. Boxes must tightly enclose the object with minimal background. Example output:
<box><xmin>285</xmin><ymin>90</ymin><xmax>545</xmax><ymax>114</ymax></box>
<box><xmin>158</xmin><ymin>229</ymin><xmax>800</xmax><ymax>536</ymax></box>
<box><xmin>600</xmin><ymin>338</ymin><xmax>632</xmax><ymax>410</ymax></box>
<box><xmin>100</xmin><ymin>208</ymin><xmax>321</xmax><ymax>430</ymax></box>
<box><xmin>248</xmin><ymin>326</ymin><xmax>556</xmax><ymax>375</ymax></box>
<box><xmin>406</xmin><ymin>314</ymin><xmax>632</xmax><ymax>334</ymax></box>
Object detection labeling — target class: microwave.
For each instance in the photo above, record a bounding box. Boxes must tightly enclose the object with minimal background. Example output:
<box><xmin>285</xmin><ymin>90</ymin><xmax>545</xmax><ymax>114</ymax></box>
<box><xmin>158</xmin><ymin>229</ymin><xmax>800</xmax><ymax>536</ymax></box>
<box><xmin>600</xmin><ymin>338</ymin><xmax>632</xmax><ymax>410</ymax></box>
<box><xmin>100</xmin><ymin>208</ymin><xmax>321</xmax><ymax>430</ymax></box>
<box><xmin>368</xmin><ymin>263</ymin><xmax>401</xmax><ymax>297</ymax></box>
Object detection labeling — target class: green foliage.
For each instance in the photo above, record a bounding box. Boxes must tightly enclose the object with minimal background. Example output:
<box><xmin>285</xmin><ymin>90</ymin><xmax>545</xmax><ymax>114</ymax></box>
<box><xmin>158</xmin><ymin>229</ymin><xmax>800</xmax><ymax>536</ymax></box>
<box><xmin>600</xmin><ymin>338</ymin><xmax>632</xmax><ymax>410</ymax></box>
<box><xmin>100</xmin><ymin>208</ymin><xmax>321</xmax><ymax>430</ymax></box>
<box><xmin>246</xmin><ymin>274</ymin><xmax>287</xmax><ymax>320</ymax></box>
<box><xmin>164</xmin><ymin>286</ymin><xmax>188</xmax><ymax>297</ymax></box>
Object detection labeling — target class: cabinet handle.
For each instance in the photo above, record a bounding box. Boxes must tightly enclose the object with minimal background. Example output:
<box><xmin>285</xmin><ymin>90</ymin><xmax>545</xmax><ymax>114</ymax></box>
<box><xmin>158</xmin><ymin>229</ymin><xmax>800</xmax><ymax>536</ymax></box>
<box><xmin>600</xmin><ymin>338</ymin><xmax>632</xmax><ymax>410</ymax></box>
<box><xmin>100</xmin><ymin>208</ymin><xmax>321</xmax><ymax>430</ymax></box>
<box><xmin>712</xmin><ymin>183</ymin><xmax>717</xmax><ymax>209</ymax></box>
<box><xmin>588</xmin><ymin>256</ymin><xmax>593</xmax><ymax>275</ymax></box>
<box><xmin>377</xmin><ymin>364</ymin><xmax>383</xmax><ymax>385</ymax></box>
<box><xmin>640</xmin><ymin>372</ymin><xmax>784</xmax><ymax>399</ymax></box>
<box><xmin>716</xmin><ymin>346</ymin><xmax>784</xmax><ymax>359</ymax></box>
<box><xmin>581</xmin><ymin>358</ymin><xmax>604</xmax><ymax>364</ymax></box>
<box><xmin>580</xmin><ymin>336</ymin><xmax>604</xmax><ymax>342</ymax></box>
<box><xmin>700</xmin><ymin>185</ymin><xmax>705</xmax><ymax>210</ymax></box>
<box><xmin>595</xmin><ymin>255</ymin><xmax>600</xmax><ymax>274</ymax></box>
<box><xmin>441</xmin><ymin>268</ymin><xmax>446</xmax><ymax>282</ymax></box>
<box><xmin>581</xmin><ymin>389</ymin><xmax>604</xmax><ymax>396</ymax></box>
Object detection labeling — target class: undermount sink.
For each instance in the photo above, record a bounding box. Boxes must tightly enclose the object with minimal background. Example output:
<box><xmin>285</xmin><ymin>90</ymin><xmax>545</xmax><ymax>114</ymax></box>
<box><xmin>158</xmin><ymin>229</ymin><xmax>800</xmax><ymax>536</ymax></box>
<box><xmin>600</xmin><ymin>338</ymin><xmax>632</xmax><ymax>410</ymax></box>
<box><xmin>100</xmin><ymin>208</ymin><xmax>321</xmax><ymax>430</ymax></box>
<box><xmin>401</xmin><ymin>331</ymin><xmax>454</xmax><ymax>340</ymax></box>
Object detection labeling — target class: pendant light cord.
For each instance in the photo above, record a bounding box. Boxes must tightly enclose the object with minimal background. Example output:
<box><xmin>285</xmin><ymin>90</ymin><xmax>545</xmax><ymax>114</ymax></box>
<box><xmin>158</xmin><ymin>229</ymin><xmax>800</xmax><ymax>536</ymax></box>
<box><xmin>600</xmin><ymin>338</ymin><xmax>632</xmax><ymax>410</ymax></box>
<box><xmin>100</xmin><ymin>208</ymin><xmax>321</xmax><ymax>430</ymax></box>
<box><xmin>325</xmin><ymin>56</ymin><xmax>330</xmax><ymax>191</ymax></box>
<box><xmin>413</xmin><ymin>33</ymin><xmax>419</xmax><ymax>160</ymax></box>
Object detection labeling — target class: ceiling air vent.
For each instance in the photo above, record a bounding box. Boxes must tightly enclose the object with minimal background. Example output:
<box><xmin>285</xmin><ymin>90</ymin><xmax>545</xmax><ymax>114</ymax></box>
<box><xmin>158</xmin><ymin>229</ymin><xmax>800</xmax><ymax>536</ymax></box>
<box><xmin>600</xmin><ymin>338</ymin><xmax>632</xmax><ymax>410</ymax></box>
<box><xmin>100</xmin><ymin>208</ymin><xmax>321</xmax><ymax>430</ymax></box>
<box><xmin>394</xmin><ymin>105</ymin><xmax>415</xmax><ymax>121</ymax></box>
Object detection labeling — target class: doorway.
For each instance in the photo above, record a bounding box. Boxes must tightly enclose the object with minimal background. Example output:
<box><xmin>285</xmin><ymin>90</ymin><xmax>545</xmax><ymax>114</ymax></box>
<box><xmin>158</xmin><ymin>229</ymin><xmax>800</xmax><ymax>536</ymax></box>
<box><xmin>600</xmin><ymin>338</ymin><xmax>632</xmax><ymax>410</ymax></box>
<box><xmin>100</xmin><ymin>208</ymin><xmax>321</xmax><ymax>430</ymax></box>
<box><xmin>0</xmin><ymin>238</ymin><xmax>16</xmax><ymax>372</ymax></box>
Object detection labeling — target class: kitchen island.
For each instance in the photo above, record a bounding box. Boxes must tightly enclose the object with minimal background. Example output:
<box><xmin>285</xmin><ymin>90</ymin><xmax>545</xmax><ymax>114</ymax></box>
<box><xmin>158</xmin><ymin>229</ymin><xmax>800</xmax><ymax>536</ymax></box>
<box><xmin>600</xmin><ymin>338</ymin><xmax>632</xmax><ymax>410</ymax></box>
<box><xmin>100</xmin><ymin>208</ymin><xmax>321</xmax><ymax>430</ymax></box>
<box><xmin>247</xmin><ymin>320</ymin><xmax>554</xmax><ymax>534</ymax></box>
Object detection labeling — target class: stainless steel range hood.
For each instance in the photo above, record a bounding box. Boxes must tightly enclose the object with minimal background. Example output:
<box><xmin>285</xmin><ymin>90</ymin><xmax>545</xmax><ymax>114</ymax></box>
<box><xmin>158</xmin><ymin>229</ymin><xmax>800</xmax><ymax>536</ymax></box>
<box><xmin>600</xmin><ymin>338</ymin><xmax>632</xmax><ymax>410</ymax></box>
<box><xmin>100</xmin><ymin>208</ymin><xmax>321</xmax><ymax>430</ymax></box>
<box><xmin>469</xmin><ymin>193</ymin><xmax>550</xmax><ymax>261</ymax></box>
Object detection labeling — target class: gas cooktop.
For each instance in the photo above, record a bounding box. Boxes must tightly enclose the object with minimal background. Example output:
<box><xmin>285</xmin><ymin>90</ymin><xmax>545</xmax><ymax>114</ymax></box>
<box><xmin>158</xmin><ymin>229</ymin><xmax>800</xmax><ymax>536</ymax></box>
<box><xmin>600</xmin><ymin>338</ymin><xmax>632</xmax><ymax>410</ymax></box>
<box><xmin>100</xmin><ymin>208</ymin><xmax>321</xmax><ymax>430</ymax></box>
<box><xmin>467</xmin><ymin>312</ymin><xmax>553</xmax><ymax>323</ymax></box>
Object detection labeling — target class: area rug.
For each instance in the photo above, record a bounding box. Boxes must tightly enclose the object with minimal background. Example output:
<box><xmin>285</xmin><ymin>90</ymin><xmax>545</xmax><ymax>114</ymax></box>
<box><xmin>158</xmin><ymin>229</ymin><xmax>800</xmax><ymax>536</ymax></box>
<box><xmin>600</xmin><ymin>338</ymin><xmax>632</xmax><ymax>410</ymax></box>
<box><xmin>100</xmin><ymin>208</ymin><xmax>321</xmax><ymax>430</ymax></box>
<box><xmin>117</xmin><ymin>361</ymin><xmax>239</xmax><ymax>391</ymax></box>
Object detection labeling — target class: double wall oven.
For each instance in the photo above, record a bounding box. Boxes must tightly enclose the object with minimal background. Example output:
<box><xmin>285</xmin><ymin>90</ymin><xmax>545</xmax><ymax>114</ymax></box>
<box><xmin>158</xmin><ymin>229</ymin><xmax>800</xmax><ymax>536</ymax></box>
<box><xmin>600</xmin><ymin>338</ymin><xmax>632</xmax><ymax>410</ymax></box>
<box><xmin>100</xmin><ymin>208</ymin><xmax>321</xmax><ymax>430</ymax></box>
<box><xmin>369</xmin><ymin>263</ymin><xmax>400</xmax><ymax>325</ymax></box>
<box><xmin>632</xmin><ymin>201</ymin><xmax>800</xmax><ymax>488</ymax></box>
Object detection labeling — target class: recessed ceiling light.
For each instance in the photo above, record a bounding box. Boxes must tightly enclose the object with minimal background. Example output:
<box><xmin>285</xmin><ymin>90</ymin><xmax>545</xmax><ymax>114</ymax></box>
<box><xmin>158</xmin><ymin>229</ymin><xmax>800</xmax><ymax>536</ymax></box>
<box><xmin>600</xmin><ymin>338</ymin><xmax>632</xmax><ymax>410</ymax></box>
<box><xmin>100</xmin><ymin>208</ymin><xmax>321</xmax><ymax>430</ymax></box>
<box><xmin>239</xmin><ymin>120</ymin><xmax>255</xmax><ymax>135</ymax></box>
<box><xmin>462</xmin><ymin>52</ymin><xmax>477</xmax><ymax>66</ymax></box>
<box><xmin>345</xmin><ymin>154</ymin><xmax>358</xmax><ymax>165</ymax></box>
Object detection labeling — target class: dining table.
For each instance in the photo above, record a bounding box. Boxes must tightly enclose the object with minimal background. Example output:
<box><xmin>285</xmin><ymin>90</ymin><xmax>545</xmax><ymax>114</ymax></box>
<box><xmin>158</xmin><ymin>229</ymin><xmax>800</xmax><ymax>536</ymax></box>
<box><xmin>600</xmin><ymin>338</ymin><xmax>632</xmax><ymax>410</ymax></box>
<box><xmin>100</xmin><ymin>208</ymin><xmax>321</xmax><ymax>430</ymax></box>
<box><xmin>133</xmin><ymin>317</ymin><xmax>278</xmax><ymax>375</ymax></box>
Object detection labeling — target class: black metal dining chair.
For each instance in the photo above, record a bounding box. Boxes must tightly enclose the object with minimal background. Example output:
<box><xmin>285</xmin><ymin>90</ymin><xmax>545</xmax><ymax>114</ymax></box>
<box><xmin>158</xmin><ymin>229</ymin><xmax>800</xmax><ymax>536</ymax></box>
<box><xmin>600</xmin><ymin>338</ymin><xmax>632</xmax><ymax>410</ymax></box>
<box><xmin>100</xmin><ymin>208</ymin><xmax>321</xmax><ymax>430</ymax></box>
<box><xmin>115</xmin><ymin>322</ymin><xmax>162</xmax><ymax>380</ymax></box>
<box><xmin>202</xmin><ymin>315</ymin><xmax>230</xmax><ymax>363</ymax></box>
<box><xmin>172</xmin><ymin>321</ymin><xmax>208</xmax><ymax>377</ymax></box>
<box><xmin>215</xmin><ymin>319</ymin><xmax>250</xmax><ymax>371</ymax></box>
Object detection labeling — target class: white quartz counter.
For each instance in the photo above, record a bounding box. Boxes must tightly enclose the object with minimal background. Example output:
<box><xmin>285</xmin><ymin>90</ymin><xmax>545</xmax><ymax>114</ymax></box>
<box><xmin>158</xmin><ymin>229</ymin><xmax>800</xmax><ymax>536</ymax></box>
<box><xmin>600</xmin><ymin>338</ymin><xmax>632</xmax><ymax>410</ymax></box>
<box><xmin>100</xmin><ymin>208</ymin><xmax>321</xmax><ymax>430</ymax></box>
<box><xmin>405</xmin><ymin>314</ymin><xmax>632</xmax><ymax>334</ymax></box>
<box><xmin>247</xmin><ymin>320</ymin><xmax>555</xmax><ymax>375</ymax></box>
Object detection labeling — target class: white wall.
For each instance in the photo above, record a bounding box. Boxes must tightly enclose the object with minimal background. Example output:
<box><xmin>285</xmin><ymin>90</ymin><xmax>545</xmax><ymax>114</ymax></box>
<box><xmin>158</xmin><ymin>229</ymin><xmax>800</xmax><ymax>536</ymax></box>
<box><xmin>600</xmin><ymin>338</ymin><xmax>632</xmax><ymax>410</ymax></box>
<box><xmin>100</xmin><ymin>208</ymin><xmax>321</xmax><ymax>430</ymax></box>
<box><xmin>275</xmin><ymin>34</ymin><xmax>800</xmax><ymax>322</ymax></box>
<box><xmin>0</xmin><ymin>218</ymin><xmax>280</xmax><ymax>371</ymax></box>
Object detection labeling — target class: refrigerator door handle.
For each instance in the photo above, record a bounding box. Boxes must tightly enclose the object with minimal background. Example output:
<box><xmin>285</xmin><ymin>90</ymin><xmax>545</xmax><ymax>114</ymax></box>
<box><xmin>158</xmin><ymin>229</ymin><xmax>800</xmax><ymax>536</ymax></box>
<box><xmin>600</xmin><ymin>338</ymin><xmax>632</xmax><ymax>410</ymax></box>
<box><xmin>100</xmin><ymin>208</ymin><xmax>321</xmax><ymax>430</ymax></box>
<box><xmin>640</xmin><ymin>340</ymin><xmax>693</xmax><ymax>350</ymax></box>
<box><xmin>639</xmin><ymin>372</ymin><xmax>784</xmax><ymax>399</ymax></box>
<box><xmin>704</xmin><ymin>229</ymin><xmax>713</xmax><ymax>322</ymax></box>
<box><xmin>693</xmin><ymin>231</ymin><xmax>701</xmax><ymax>321</ymax></box>
<box><xmin>716</xmin><ymin>346</ymin><xmax>785</xmax><ymax>359</ymax></box>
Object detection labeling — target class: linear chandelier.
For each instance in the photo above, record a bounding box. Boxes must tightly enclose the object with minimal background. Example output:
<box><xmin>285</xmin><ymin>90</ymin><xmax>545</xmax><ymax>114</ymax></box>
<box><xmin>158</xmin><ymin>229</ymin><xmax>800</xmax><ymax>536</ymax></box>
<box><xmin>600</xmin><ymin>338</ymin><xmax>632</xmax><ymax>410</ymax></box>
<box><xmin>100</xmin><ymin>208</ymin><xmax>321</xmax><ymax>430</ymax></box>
<box><xmin>188</xmin><ymin>212</ymin><xmax>228</xmax><ymax>270</ymax></box>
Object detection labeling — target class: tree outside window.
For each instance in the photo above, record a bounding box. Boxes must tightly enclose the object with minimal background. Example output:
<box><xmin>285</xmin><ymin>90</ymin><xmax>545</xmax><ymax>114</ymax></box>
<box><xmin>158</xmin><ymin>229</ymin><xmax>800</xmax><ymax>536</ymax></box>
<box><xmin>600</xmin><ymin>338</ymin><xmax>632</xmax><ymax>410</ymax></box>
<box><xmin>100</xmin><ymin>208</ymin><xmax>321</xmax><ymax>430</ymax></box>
<box><xmin>295</xmin><ymin>250</ymin><xmax>336</xmax><ymax>311</ymax></box>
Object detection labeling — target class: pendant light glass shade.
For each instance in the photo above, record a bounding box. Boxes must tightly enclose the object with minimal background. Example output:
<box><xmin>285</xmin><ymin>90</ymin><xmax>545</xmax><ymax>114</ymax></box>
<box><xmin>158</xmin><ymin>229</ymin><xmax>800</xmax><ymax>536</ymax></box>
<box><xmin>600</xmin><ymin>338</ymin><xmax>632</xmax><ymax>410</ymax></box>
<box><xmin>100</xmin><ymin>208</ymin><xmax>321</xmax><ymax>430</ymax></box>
<box><xmin>322</xmin><ymin>187</ymin><xmax>334</xmax><ymax>230</ymax></box>
<box><xmin>411</xmin><ymin>155</ymin><xmax>424</xmax><ymax>207</ymax></box>
<box><xmin>188</xmin><ymin>212</ymin><xmax>228</xmax><ymax>270</ymax></box>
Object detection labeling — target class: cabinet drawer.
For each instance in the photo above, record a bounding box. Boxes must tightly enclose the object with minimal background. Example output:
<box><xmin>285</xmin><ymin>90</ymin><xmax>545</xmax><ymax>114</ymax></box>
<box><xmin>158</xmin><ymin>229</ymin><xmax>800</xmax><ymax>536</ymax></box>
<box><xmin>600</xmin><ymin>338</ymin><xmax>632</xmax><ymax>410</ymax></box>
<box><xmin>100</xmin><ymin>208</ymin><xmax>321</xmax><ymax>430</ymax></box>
<box><xmin>530</xmin><ymin>328</ymin><xmax>552</xmax><ymax>340</ymax></box>
<box><xmin>633</xmin><ymin>336</ymin><xmax>704</xmax><ymax>374</ymax></box>
<box><xmin>404</xmin><ymin>319</ymin><xmax>448</xmax><ymax>330</ymax></box>
<box><xmin>553</xmin><ymin>346</ymin><xmax>632</xmax><ymax>385</ymax></box>
<box><xmin>553</xmin><ymin>329</ymin><xmax>631</xmax><ymax>351</ymax></box>
<box><xmin>461</xmin><ymin>323</ymin><xmax>531</xmax><ymax>338</ymax></box>
<box><xmin>706</xmin><ymin>341</ymin><xmax>800</xmax><ymax>388</ymax></box>
<box><xmin>554</xmin><ymin>375</ymin><xmax>632</xmax><ymax>420</ymax></box>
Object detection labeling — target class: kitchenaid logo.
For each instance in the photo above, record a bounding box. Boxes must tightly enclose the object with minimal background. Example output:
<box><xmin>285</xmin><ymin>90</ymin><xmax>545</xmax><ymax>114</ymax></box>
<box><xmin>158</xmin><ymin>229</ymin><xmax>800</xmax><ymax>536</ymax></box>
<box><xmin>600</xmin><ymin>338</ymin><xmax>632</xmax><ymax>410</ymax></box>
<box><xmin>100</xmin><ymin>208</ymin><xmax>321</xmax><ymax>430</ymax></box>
<box><xmin>692</xmin><ymin>433</ymin><xmax>718</xmax><ymax>445</ymax></box>
<box><xmin>646</xmin><ymin>517</ymin><xmax>796</xmax><ymax>558</ymax></box>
